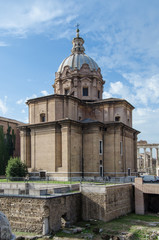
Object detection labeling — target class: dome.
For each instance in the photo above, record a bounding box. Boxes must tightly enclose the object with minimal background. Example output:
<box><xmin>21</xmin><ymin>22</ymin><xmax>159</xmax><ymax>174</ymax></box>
<box><xmin>57</xmin><ymin>27</ymin><xmax>99</xmax><ymax>73</ymax></box>
<box><xmin>57</xmin><ymin>53</ymin><xmax>99</xmax><ymax>73</ymax></box>
<box><xmin>54</xmin><ymin>27</ymin><xmax>104</xmax><ymax>101</ymax></box>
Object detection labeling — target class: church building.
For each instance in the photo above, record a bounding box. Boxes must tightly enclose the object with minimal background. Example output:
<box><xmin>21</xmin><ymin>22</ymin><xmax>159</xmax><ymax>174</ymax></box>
<box><xmin>19</xmin><ymin>28</ymin><xmax>139</xmax><ymax>180</ymax></box>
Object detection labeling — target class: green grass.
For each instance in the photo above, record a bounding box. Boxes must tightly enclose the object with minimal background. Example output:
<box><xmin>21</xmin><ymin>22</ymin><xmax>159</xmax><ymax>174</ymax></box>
<box><xmin>55</xmin><ymin>214</ymin><xmax>159</xmax><ymax>239</ymax></box>
<box><xmin>0</xmin><ymin>179</ymin><xmax>118</xmax><ymax>185</ymax></box>
<box><xmin>13</xmin><ymin>231</ymin><xmax>35</xmax><ymax>236</ymax></box>
<box><xmin>0</xmin><ymin>179</ymin><xmax>8</xmax><ymax>182</ymax></box>
<box><xmin>13</xmin><ymin>213</ymin><xmax>159</xmax><ymax>239</ymax></box>
<box><xmin>0</xmin><ymin>179</ymin><xmax>79</xmax><ymax>184</ymax></box>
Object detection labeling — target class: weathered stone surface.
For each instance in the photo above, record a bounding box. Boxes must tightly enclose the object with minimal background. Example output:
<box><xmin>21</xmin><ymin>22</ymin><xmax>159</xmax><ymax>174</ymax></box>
<box><xmin>0</xmin><ymin>193</ymin><xmax>81</xmax><ymax>234</ymax></box>
<box><xmin>81</xmin><ymin>184</ymin><xmax>134</xmax><ymax>222</ymax></box>
<box><xmin>0</xmin><ymin>211</ymin><xmax>16</xmax><ymax>240</ymax></box>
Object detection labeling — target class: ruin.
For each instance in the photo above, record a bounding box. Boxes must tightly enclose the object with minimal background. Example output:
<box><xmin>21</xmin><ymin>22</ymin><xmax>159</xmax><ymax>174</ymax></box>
<box><xmin>0</xmin><ymin>182</ymin><xmax>133</xmax><ymax>234</ymax></box>
<box><xmin>137</xmin><ymin>140</ymin><xmax>159</xmax><ymax>175</ymax></box>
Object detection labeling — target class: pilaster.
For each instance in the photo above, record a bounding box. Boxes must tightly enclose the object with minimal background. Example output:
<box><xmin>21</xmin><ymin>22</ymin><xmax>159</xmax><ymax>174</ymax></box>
<box><xmin>20</xmin><ymin>129</ymin><xmax>27</xmax><ymax>164</ymax></box>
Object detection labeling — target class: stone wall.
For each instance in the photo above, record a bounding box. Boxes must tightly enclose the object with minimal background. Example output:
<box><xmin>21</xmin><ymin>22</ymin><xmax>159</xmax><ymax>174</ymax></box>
<box><xmin>0</xmin><ymin>193</ymin><xmax>81</xmax><ymax>234</ymax></box>
<box><xmin>0</xmin><ymin>184</ymin><xmax>134</xmax><ymax>234</ymax></box>
<box><xmin>81</xmin><ymin>183</ymin><xmax>134</xmax><ymax>222</ymax></box>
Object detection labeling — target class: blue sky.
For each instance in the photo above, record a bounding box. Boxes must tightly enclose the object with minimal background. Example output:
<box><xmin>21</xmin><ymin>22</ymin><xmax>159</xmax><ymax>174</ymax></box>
<box><xmin>0</xmin><ymin>0</ymin><xmax>159</xmax><ymax>143</ymax></box>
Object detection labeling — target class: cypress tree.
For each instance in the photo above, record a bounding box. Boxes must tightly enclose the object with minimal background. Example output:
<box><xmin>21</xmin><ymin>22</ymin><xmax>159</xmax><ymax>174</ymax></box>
<box><xmin>0</xmin><ymin>126</ymin><xmax>5</xmax><ymax>175</ymax></box>
<box><xmin>0</xmin><ymin>124</ymin><xmax>16</xmax><ymax>175</ymax></box>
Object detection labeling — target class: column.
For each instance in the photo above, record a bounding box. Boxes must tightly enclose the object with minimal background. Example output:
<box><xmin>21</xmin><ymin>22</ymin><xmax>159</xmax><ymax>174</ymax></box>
<box><xmin>156</xmin><ymin>147</ymin><xmax>159</xmax><ymax>176</ymax></box>
<box><xmin>26</xmin><ymin>129</ymin><xmax>31</xmax><ymax>168</ymax></box>
<box><xmin>137</xmin><ymin>148</ymin><xmax>140</xmax><ymax>170</ymax></box>
<box><xmin>20</xmin><ymin>129</ymin><xmax>27</xmax><ymax>164</ymax></box>
<box><xmin>156</xmin><ymin>148</ymin><xmax>159</xmax><ymax>164</ymax></box>
<box><xmin>150</xmin><ymin>148</ymin><xmax>153</xmax><ymax>173</ymax></box>
<box><xmin>31</xmin><ymin>129</ymin><xmax>36</xmax><ymax>170</ymax></box>
<box><xmin>61</xmin><ymin>123</ymin><xmax>71</xmax><ymax>177</ymax></box>
<box><xmin>144</xmin><ymin>148</ymin><xmax>146</xmax><ymax>170</ymax></box>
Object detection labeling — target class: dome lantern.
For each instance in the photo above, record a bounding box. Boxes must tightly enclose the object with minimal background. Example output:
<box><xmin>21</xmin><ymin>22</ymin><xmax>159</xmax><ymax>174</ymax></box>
<box><xmin>71</xmin><ymin>25</ymin><xmax>85</xmax><ymax>54</ymax></box>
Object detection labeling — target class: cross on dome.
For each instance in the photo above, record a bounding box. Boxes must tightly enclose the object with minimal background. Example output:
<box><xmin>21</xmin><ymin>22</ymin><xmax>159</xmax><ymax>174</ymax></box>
<box><xmin>75</xmin><ymin>23</ymin><xmax>80</xmax><ymax>37</ymax></box>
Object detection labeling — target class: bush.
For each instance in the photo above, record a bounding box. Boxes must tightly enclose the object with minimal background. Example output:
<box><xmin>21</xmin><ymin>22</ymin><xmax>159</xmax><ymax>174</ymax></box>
<box><xmin>6</xmin><ymin>157</ymin><xmax>28</xmax><ymax>178</ymax></box>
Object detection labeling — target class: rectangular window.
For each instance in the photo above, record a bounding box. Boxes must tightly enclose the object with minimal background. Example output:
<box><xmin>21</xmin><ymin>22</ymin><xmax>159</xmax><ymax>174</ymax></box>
<box><xmin>83</xmin><ymin>87</ymin><xmax>88</xmax><ymax>96</ymax></box>
<box><xmin>98</xmin><ymin>90</ymin><xmax>100</xmax><ymax>98</ymax></box>
<box><xmin>120</xmin><ymin>141</ymin><xmax>123</xmax><ymax>156</ymax></box>
<box><xmin>99</xmin><ymin>140</ymin><xmax>103</xmax><ymax>154</ymax></box>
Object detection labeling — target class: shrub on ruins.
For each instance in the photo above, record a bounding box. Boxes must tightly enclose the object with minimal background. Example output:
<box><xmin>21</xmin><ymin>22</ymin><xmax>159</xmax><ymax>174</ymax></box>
<box><xmin>6</xmin><ymin>157</ymin><xmax>28</xmax><ymax>179</ymax></box>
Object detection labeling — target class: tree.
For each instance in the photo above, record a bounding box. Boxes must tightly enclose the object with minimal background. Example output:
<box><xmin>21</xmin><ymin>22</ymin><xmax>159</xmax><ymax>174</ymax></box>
<box><xmin>0</xmin><ymin>124</ymin><xmax>16</xmax><ymax>175</ymax></box>
<box><xmin>0</xmin><ymin>126</ymin><xmax>5</xmax><ymax>175</ymax></box>
<box><xmin>6</xmin><ymin>157</ymin><xmax>28</xmax><ymax>178</ymax></box>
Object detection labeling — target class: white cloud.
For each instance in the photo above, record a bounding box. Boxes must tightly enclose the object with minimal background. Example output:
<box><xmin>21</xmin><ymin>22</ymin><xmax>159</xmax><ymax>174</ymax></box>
<box><xmin>16</xmin><ymin>99</ymin><xmax>24</xmax><ymax>105</ymax></box>
<box><xmin>0</xmin><ymin>98</ymin><xmax>7</xmax><ymax>114</ymax></box>
<box><xmin>25</xmin><ymin>94</ymin><xmax>37</xmax><ymax>102</ymax></box>
<box><xmin>21</xmin><ymin>109</ymin><xmax>25</xmax><ymax>113</ymax></box>
<box><xmin>122</xmin><ymin>73</ymin><xmax>159</xmax><ymax>106</ymax></box>
<box><xmin>109</xmin><ymin>81</ymin><xmax>127</xmax><ymax>96</ymax></box>
<box><xmin>41</xmin><ymin>90</ymin><xmax>48</xmax><ymax>96</ymax></box>
<box><xmin>0</xmin><ymin>0</ymin><xmax>78</xmax><ymax>37</ymax></box>
<box><xmin>103</xmin><ymin>73</ymin><xmax>159</xmax><ymax>107</ymax></box>
<box><xmin>134</xmin><ymin>108</ymin><xmax>159</xmax><ymax>143</ymax></box>
<box><xmin>103</xmin><ymin>91</ymin><xmax>112</xmax><ymax>99</ymax></box>
<box><xmin>103</xmin><ymin>81</ymin><xmax>132</xmax><ymax>103</ymax></box>
<box><xmin>0</xmin><ymin>41</ymin><xmax>9</xmax><ymax>47</ymax></box>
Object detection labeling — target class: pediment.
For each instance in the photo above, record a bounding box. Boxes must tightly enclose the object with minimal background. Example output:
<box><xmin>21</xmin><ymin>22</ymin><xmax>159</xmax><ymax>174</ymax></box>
<box><xmin>80</xmin><ymin>77</ymin><xmax>92</xmax><ymax>83</ymax></box>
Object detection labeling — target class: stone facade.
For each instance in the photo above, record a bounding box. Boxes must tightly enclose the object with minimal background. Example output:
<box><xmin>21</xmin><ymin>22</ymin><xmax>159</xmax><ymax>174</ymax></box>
<box><xmin>19</xmin><ymin>28</ymin><xmax>139</xmax><ymax>180</ymax></box>
<box><xmin>0</xmin><ymin>117</ymin><xmax>22</xmax><ymax>158</ymax></box>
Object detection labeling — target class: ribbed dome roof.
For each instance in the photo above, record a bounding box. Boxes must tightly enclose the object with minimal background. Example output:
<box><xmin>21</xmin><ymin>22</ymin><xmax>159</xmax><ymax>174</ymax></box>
<box><xmin>57</xmin><ymin>53</ymin><xmax>99</xmax><ymax>73</ymax></box>
<box><xmin>57</xmin><ymin>27</ymin><xmax>99</xmax><ymax>73</ymax></box>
